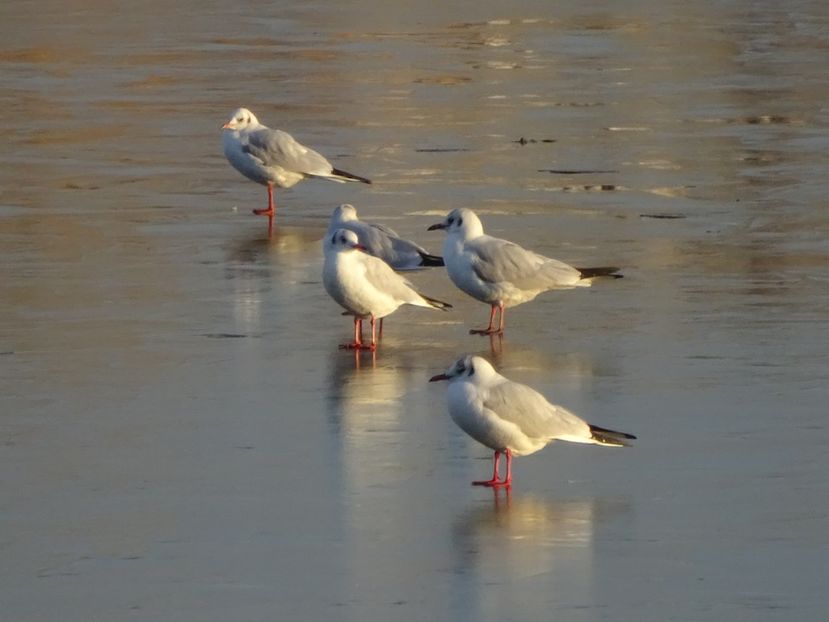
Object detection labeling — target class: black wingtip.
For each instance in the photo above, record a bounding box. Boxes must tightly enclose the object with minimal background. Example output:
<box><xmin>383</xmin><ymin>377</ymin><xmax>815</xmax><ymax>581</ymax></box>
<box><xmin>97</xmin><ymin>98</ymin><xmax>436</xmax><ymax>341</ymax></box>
<box><xmin>590</xmin><ymin>424</ymin><xmax>637</xmax><ymax>440</ymax></box>
<box><xmin>589</xmin><ymin>424</ymin><xmax>636</xmax><ymax>446</ymax></box>
<box><xmin>332</xmin><ymin>168</ymin><xmax>372</xmax><ymax>184</ymax></box>
<box><xmin>577</xmin><ymin>266</ymin><xmax>623</xmax><ymax>280</ymax></box>
<box><xmin>418</xmin><ymin>251</ymin><xmax>445</xmax><ymax>267</ymax></box>
<box><xmin>421</xmin><ymin>294</ymin><xmax>453</xmax><ymax>311</ymax></box>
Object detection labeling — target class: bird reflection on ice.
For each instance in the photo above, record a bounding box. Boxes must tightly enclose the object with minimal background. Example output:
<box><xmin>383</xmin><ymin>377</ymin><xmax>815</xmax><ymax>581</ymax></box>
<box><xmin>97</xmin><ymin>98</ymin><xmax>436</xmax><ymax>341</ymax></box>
<box><xmin>223</xmin><ymin>226</ymin><xmax>321</xmax><ymax>333</ymax></box>
<box><xmin>228</xmin><ymin>225</ymin><xmax>322</xmax><ymax>263</ymax></box>
<box><xmin>449</xmin><ymin>492</ymin><xmax>628</xmax><ymax>618</ymax></box>
<box><xmin>325</xmin><ymin>351</ymin><xmax>415</xmax><ymax>491</ymax></box>
<box><xmin>453</xmin><ymin>492</ymin><xmax>598</xmax><ymax>572</ymax></box>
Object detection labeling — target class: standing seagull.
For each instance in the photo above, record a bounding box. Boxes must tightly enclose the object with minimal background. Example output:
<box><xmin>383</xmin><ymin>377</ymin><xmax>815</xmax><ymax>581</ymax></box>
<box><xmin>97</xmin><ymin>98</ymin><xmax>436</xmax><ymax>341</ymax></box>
<box><xmin>428</xmin><ymin>208</ymin><xmax>621</xmax><ymax>335</ymax></box>
<box><xmin>328</xmin><ymin>204</ymin><xmax>444</xmax><ymax>270</ymax></box>
<box><xmin>429</xmin><ymin>355</ymin><xmax>635</xmax><ymax>487</ymax></box>
<box><xmin>323</xmin><ymin>229</ymin><xmax>452</xmax><ymax>351</ymax></box>
<box><xmin>222</xmin><ymin>108</ymin><xmax>371</xmax><ymax>234</ymax></box>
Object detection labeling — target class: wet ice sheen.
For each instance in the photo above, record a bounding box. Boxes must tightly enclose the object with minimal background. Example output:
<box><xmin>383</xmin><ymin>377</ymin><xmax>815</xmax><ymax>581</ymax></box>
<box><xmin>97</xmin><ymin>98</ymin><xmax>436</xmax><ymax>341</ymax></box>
<box><xmin>1</xmin><ymin>1</ymin><xmax>828</xmax><ymax>621</ymax></box>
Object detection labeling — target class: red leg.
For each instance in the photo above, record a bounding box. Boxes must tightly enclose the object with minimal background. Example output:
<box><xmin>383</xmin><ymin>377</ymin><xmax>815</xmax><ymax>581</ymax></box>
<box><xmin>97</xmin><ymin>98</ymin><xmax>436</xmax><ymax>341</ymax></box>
<box><xmin>367</xmin><ymin>315</ymin><xmax>378</xmax><ymax>351</ymax></box>
<box><xmin>473</xmin><ymin>451</ymin><xmax>503</xmax><ymax>486</ymax></box>
<box><xmin>470</xmin><ymin>303</ymin><xmax>503</xmax><ymax>336</ymax></box>
<box><xmin>340</xmin><ymin>317</ymin><xmax>365</xmax><ymax>350</ymax></box>
<box><xmin>253</xmin><ymin>183</ymin><xmax>275</xmax><ymax>216</ymax></box>
<box><xmin>497</xmin><ymin>304</ymin><xmax>505</xmax><ymax>333</ymax></box>
<box><xmin>340</xmin><ymin>316</ymin><xmax>377</xmax><ymax>351</ymax></box>
<box><xmin>473</xmin><ymin>449</ymin><xmax>512</xmax><ymax>487</ymax></box>
<box><xmin>253</xmin><ymin>183</ymin><xmax>276</xmax><ymax>235</ymax></box>
<box><xmin>502</xmin><ymin>449</ymin><xmax>513</xmax><ymax>486</ymax></box>
<box><xmin>469</xmin><ymin>304</ymin><xmax>496</xmax><ymax>335</ymax></box>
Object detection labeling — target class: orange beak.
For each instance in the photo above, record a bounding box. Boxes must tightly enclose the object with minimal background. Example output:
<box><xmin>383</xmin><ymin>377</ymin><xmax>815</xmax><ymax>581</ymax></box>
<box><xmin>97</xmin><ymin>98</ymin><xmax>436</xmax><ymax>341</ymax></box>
<box><xmin>221</xmin><ymin>122</ymin><xmax>233</xmax><ymax>129</ymax></box>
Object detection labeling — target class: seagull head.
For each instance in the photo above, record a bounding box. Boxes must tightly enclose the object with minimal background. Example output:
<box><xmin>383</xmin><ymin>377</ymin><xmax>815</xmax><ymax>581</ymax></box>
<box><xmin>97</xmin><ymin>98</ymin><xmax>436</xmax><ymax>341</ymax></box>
<box><xmin>222</xmin><ymin>107</ymin><xmax>259</xmax><ymax>131</ymax></box>
<box><xmin>326</xmin><ymin>228</ymin><xmax>367</xmax><ymax>253</ymax></box>
<box><xmin>427</xmin><ymin>208</ymin><xmax>484</xmax><ymax>239</ymax></box>
<box><xmin>331</xmin><ymin>203</ymin><xmax>359</xmax><ymax>226</ymax></box>
<box><xmin>429</xmin><ymin>354</ymin><xmax>496</xmax><ymax>383</ymax></box>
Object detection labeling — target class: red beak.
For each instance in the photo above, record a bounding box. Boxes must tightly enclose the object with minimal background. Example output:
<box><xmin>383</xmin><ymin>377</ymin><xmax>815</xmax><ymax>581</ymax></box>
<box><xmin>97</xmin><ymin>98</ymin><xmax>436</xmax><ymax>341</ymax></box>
<box><xmin>221</xmin><ymin>122</ymin><xmax>232</xmax><ymax>129</ymax></box>
<box><xmin>354</xmin><ymin>243</ymin><xmax>368</xmax><ymax>252</ymax></box>
<box><xmin>429</xmin><ymin>373</ymin><xmax>449</xmax><ymax>382</ymax></box>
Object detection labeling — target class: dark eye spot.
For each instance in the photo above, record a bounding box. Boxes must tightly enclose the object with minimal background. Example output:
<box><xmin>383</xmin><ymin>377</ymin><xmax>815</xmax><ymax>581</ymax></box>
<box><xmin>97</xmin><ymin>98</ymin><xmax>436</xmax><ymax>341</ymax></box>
<box><xmin>237</xmin><ymin>117</ymin><xmax>244</xmax><ymax>122</ymax></box>
<box><xmin>331</xmin><ymin>233</ymin><xmax>338</xmax><ymax>245</ymax></box>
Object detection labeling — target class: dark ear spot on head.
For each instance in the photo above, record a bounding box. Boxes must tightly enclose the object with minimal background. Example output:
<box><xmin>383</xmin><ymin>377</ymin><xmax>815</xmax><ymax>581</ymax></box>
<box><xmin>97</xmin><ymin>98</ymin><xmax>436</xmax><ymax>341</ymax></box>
<box><xmin>458</xmin><ymin>217</ymin><xmax>463</xmax><ymax>226</ymax></box>
<box><xmin>468</xmin><ymin>364</ymin><xmax>475</xmax><ymax>376</ymax></box>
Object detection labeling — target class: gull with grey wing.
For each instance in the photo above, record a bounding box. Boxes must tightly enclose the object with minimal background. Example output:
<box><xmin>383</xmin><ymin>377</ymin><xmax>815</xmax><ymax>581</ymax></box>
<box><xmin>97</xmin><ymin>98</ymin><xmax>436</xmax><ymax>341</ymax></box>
<box><xmin>323</xmin><ymin>229</ymin><xmax>452</xmax><ymax>351</ymax></box>
<box><xmin>222</xmin><ymin>108</ymin><xmax>370</xmax><ymax>234</ymax></box>
<box><xmin>428</xmin><ymin>208</ymin><xmax>622</xmax><ymax>335</ymax></box>
<box><xmin>430</xmin><ymin>355</ymin><xmax>636</xmax><ymax>487</ymax></box>
<box><xmin>328</xmin><ymin>204</ymin><xmax>443</xmax><ymax>270</ymax></box>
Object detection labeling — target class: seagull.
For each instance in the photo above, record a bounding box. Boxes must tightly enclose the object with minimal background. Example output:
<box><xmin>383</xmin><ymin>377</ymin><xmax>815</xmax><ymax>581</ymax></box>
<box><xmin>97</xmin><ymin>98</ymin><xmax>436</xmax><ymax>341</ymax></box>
<box><xmin>222</xmin><ymin>108</ymin><xmax>371</xmax><ymax>233</ymax></box>
<box><xmin>429</xmin><ymin>355</ymin><xmax>635</xmax><ymax>487</ymax></box>
<box><xmin>428</xmin><ymin>208</ymin><xmax>622</xmax><ymax>335</ymax></box>
<box><xmin>323</xmin><ymin>229</ymin><xmax>452</xmax><ymax>350</ymax></box>
<box><xmin>328</xmin><ymin>204</ymin><xmax>443</xmax><ymax>270</ymax></box>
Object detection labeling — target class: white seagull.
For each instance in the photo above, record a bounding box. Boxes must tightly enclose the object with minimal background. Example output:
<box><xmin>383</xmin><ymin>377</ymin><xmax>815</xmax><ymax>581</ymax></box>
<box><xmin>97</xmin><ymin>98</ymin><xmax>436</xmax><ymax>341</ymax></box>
<box><xmin>429</xmin><ymin>355</ymin><xmax>635</xmax><ymax>487</ymax></box>
<box><xmin>327</xmin><ymin>204</ymin><xmax>444</xmax><ymax>270</ymax></box>
<box><xmin>323</xmin><ymin>229</ymin><xmax>452</xmax><ymax>350</ymax></box>
<box><xmin>222</xmin><ymin>108</ymin><xmax>370</xmax><ymax>233</ymax></box>
<box><xmin>428</xmin><ymin>208</ymin><xmax>622</xmax><ymax>335</ymax></box>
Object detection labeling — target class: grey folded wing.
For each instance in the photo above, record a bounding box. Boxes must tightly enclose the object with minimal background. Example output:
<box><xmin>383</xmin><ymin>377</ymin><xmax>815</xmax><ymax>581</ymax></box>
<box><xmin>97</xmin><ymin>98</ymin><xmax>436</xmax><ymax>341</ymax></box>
<box><xmin>363</xmin><ymin>224</ymin><xmax>429</xmax><ymax>265</ymax></box>
<box><xmin>361</xmin><ymin>254</ymin><xmax>423</xmax><ymax>303</ymax></box>
<box><xmin>483</xmin><ymin>381</ymin><xmax>590</xmax><ymax>441</ymax></box>
<box><xmin>368</xmin><ymin>222</ymin><xmax>400</xmax><ymax>238</ymax></box>
<box><xmin>469</xmin><ymin>237</ymin><xmax>581</xmax><ymax>290</ymax></box>
<box><xmin>387</xmin><ymin>233</ymin><xmax>430</xmax><ymax>257</ymax></box>
<box><xmin>360</xmin><ymin>223</ymin><xmax>400</xmax><ymax>257</ymax></box>
<box><xmin>244</xmin><ymin>127</ymin><xmax>334</xmax><ymax>176</ymax></box>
